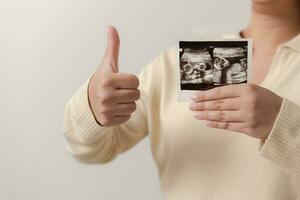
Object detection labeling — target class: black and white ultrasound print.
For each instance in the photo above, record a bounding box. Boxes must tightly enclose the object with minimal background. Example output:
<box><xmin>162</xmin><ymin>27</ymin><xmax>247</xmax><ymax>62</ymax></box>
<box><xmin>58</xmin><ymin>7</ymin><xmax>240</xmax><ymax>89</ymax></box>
<box><xmin>179</xmin><ymin>40</ymin><xmax>251</xmax><ymax>91</ymax></box>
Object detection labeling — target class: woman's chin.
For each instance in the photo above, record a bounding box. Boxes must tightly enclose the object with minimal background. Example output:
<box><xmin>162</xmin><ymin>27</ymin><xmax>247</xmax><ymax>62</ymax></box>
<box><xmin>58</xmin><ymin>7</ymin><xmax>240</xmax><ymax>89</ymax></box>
<box><xmin>252</xmin><ymin>0</ymin><xmax>278</xmax><ymax>4</ymax></box>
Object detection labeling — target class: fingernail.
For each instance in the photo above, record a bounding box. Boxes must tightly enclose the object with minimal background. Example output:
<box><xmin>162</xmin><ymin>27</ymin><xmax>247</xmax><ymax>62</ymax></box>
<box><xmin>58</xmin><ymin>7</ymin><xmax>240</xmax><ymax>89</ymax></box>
<box><xmin>189</xmin><ymin>102</ymin><xmax>196</xmax><ymax>110</ymax></box>
<box><xmin>204</xmin><ymin>121</ymin><xmax>211</xmax><ymax>126</ymax></box>
<box><xmin>191</xmin><ymin>95</ymin><xmax>198</xmax><ymax>101</ymax></box>
<box><xmin>195</xmin><ymin>112</ymin><xmax>203</xmax><ymax>119</ymax></box>
<box><xmin>195</xmin><ymin>115</ymin><xmax>201</xmax><ymax>120</ymax></box>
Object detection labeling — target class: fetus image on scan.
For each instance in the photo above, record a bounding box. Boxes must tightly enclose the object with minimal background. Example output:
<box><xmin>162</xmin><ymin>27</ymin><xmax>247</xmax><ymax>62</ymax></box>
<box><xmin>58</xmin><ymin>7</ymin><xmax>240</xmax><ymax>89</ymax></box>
<box><xmin>180</xmin><ymin>48</ymin><xmax>214</xmax><ymax>84</ymax></box>
<box><xmin>179</xmin><ymin>41</ymin><xmax>249</xmax><ymax>91</ymax></box>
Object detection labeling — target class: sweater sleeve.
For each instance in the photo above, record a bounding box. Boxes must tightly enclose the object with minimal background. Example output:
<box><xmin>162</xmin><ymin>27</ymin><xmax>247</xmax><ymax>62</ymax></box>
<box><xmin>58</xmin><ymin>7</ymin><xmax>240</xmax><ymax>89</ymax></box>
<box><xmin>258</xmin><ymin>97</ymin><xmax>300</xmax><ymax>176</ymax></box>
<box><xmin>63</xmin><ymin>58</ymin><xmax>158</xmax><ymax>164</ymax></box>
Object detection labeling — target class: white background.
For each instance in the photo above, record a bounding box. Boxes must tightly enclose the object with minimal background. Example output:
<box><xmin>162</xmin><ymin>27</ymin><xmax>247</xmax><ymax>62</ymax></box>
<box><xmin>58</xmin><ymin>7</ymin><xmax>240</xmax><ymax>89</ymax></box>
<box><xmin>0</xmin><ymin>0</ymin><xmax>250</xmax><ymax>199</ymax></box>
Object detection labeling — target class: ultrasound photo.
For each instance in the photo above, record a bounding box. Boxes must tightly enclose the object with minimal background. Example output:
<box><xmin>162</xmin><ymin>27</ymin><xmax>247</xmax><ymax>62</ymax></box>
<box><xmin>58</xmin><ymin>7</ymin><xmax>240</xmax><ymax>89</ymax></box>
<box><xmin>179</xmin><ymin>40</ymin><xmax>252</xmax><ymax>92</ymax></box>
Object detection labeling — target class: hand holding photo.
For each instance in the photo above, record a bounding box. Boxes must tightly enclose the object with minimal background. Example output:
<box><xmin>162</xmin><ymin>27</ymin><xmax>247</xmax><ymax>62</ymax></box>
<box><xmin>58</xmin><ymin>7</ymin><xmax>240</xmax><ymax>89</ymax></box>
<box><xmin>178</xmin><ymin>39</ymin><xmax>252</xmax><ymax>101</ymax></box>
<box><xmin>189</xmin><ymin>83</ymin><xmax>283</xmax><ymax>141</ymax></box>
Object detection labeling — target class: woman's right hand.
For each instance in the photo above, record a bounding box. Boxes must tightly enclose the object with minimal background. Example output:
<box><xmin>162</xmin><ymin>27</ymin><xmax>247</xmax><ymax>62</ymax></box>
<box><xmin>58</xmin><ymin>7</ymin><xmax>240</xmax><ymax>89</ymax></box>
<box><xmin>88</xmin><ymin>26</ymin><xmax>140</xmax><ymax>127</ymax></box>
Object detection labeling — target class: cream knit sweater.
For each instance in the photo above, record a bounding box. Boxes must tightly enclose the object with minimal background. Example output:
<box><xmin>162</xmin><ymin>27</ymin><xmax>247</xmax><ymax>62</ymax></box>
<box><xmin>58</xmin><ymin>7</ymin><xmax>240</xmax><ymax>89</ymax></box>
<box><xmin>63</xmin><ymin>33</ymin><xmax>300</xmax><ymax>200</ymax></box>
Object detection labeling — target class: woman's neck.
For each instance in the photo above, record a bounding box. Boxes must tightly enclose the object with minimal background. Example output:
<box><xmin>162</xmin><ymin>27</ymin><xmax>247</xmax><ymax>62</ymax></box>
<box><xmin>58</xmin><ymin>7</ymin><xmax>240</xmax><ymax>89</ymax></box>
<box><xmin>242</xmin><ymin>1</ymin><xmax>300</xmax><ymax>52</ymax></box>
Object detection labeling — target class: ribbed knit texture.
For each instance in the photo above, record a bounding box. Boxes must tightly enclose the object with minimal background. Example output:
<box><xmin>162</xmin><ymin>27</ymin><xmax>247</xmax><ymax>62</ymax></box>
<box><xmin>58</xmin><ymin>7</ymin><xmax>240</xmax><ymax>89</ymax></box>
<box><xmin>259</xmin><ymin>98</ymin><xmax>300</xmax><ymax>176</ymax></box>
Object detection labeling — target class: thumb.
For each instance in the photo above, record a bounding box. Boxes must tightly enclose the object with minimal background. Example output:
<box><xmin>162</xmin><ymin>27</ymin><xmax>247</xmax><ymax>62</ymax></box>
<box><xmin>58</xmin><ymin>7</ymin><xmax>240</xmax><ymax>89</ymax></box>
<box><xmin>103</xmin><ymin>25</ymin><xmax>120</xmax><ymax>73</ymax></box>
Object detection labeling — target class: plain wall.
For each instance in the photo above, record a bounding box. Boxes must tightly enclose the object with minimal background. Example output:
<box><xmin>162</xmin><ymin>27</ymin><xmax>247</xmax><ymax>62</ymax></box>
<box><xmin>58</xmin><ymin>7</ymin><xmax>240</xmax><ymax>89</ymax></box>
<box><xmin>0</xmin><ymin>0</ymin><xmax>250</xmax><ymax>199</ymax></box>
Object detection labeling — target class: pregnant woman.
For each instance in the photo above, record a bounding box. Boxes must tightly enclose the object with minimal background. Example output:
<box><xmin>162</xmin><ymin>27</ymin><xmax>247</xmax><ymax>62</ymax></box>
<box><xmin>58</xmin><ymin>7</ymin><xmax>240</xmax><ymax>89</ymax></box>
<box><xmin>64</xmin><ymin>0</ymin><xmax>300</xmax><ymax>199</ymax></box>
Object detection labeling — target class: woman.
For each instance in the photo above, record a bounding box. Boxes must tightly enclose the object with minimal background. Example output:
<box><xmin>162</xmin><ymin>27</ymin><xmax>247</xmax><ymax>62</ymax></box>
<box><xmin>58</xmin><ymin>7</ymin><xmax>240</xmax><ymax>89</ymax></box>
<box><xmin>63</xmin><ymin>0</ymin><xmax>300</xmax><ymax>199</ymax></box>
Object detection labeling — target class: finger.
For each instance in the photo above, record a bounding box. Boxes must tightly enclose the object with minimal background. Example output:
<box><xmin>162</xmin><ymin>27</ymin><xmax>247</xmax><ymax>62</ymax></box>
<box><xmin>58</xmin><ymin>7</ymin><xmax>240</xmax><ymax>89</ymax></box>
<box><xmin>113</xmin><ymin>89</ymin><xmax>140</xmax><ymax>103</ymax></box>
<box><xmin>189</xmin><ymin>98</ymin><xmax>240</xmax><ymax>111</ymax></box>
<box><xmin>204</xmin><ymin>120</ymin><xmax>244</xmax><ymax>132</ymax></box>
<box><xmin>113</xmin><ymin>115</ymin><xmax>130</xmax><ymax>124</ymax></box>
<box><xmin>191</xmin><ymin>84</ymin><xmax>243</xmax><ymax>102</ymax></box>
<box><xmin>111</xmin><ymin>102</ymin><xmax>136</xmax><ymax>115</ymax></box>
<box><xmin>111</xmin><ymin>73</ymin><xmax>139</xmax><ymax>89</ymax></box>
<box><xmin>103</xmin><ymin>25</ymin><xmax>120</xmax><ymax>73</ymax></box>
<box><xmin>194</xmin><ymin>110</ymin><xmax>243</xmax><ymax>122</ymax></box>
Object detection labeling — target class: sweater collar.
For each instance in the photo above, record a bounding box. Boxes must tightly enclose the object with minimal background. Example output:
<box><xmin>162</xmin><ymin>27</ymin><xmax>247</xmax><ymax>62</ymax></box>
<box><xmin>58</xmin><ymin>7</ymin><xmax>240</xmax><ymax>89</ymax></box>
<box><xmin>221</xmin><ymin>32</ymin><xmax>300</xmax><ymax>53</ymax></box>
<box><xmin>282</xmin><ymin>33</ymin><xmax>300</xmax><ymax>53</ymax></box>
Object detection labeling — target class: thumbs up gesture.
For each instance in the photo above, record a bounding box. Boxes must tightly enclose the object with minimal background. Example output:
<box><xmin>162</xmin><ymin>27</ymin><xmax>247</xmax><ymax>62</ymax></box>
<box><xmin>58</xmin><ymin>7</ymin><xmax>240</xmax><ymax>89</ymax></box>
<box><xmin>88</xmin><ymin>26</ymin><xmax>140</xmax><ymax>127</ymax></box>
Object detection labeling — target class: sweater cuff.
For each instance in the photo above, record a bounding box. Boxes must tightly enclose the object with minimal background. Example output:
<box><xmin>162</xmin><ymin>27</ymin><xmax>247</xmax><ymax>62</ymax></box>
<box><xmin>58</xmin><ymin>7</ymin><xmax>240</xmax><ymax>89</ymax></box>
<box><xmin>258</xmin><ymin>98</ymin><xmax>300</xmax><ymax>175</ymax></box>
<box><xmin>68</xmin><ymin>77</ymin><xmax>111</xmax><ymax>142</ymax></box>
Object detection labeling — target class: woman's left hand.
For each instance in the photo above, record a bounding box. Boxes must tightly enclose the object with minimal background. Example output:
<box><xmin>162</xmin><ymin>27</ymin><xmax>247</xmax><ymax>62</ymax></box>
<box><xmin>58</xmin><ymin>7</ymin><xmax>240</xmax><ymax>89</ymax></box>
<box><xmin>189</xmin><ymin>83</ymin><xmax>283</xmax><ymax>141</ymax></box>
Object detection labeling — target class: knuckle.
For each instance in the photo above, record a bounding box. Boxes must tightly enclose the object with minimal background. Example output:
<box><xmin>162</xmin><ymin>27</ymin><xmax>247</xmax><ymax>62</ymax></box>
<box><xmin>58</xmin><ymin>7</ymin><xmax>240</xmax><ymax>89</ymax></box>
<box><xmin>117</xmin><ymin>115</ymin><xmax>131</xmax><ymax>124</ymax></box>
<box><xmin>133</xmin><ymin>90</ymin><xmax>141</xmax><ymax>100</ymax></box>
<box><xmin>137</xmin><ymin>89</ymin><xmax>141</xmax><ymax>98</ymax></box>
<box><xmin>128</xmin><ymin>75</ymin><xmax>139</xmax><ymax>88</ymax></box>
<box><xmin>214</xmin><ymin>100</ymin><xmax>224</xmax><ymax>109</ymax></box>
<box><xmin>99</xmin><ymin>116</ymin><xmax>111</xmax><ymax>126</ymax></box>
<box><xmin>218</xmin><ymin>111</ymin><xmax>226</xmax><ymax>121</ymax></box>
<box><xmin>127</xmin><ymin>103</ymin><xmax>136</xmax><ymax>113</ymax></box>
<box><xmin>223</xmin><ymin>122</ymin><xmax>231</xmax><ymax>129</ymax></box>
<box><xmin>127</xmin><ymin>90</ymin><xmax>139</xmax><ymax>101</ymax></box>
<box><xmin>100</xmin><ymin>76</ymin><xmax>114</xmax><ymax>87</ymax></box>
<box><xmin>217</xmin><ymin>122</ymin><xmax>230</xmax><ymax>129</ymax></box>
<box><xmin>197</xmin><ymin>102</ymin><xmax>204</xmax><ymax>110</ymax></box>
<box><xmin>124</xmin><ymin>103</ymin><xmax>135</xmax><ymax>113</ymax></box>
<box><xmin>245</xmin><ymin>83</ymin><xmax>257</xmax><ymax>93</ymax></box>
<box><xmin>97</xmin><ymin>89</ymin><xmax>116</xmax><ymax>104</ymax></box>
<box><xmin>130</xmin><ymin>103</ymin><xmax>137</xmax><ymax>112</ymax></box>
<box><xmin>99</xmin><ymin>104</ymin><xmax>111</xmax><ymax>114</ymax></box>
<box><xmin>200</xmin><ymin>93</ymin><xmax>205</xmax><ymax>101</ymax></box>
<box><xmin>99</xmin><ymin>93</ymin><xmax>113</xmax><ymax>104</ymax></box>
<box><xmin>210</xmin><ymin>121</ymin><xmax>219</xmax><ymax>128</ymax></box>
<box><xmin>124</xmin><ymin>115</ymin><xmax>131</xmax><ymax>121</ymax></box>
<box><xmin>202</xmin><ymin>111</ymin><xmax>208</xmax><ymax>118</ymax></box>
<box><xmin>215</xmin><ymin>87</ymin><xmax>223</xmax><ymax>98</ymax></box>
